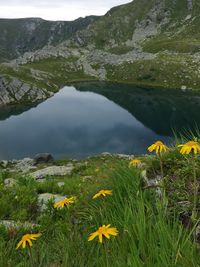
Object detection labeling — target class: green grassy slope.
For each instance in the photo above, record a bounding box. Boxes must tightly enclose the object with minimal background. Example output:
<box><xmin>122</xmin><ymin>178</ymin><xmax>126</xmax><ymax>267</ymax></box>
<box><xmin>89</xmin><ymin>0</ymin><xmax>200</xmax><ymax>50</ymax></box>
<box><xmin>143</xmin><ymin>0</ymin><xmax>200</xmax><ymax>53</ymax></box>
<box><xmin>0</xmin><ymin>150</ymin><xmax>199</xmax><ymax>266</ymax></box>
<box><xmin>0</xmin><ymin>57</ymin><xmax>96</xmax><ymax>93</ymax></box>
<box><xmin>88</xmin><ymin>0</ymin><xmax>156</xmax><ymax>47</ymax></box>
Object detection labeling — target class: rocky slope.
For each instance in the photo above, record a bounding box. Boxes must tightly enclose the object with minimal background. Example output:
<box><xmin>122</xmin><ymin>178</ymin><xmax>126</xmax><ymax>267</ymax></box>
<box><xmin>0</xmin><ymin>75</ymin><xmax>53</xmax><ymax>105</ymax></box>
<box><xmin>1</xmin><ymin>0</ymin><xmax>200</xmax><ymax>106</ymax></box>
<box><xmin>0</xmin><ymin>16</ymin><xmax>98</xmax><ymax>63</ymax></box>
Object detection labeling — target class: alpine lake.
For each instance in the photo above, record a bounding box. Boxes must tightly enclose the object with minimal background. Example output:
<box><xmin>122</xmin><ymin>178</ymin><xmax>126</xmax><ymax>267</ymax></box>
<box><xmin>1</xmin><ymin>82</ymin><xmax>200</xmax><ymax>160</ymax></box>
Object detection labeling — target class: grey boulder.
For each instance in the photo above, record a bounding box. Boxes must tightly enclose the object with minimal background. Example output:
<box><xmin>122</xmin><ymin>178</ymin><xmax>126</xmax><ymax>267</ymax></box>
<box><xmin>33</xmin><ymin>153</ymin><xmax>54</xmax><ymax>165</ymax></box>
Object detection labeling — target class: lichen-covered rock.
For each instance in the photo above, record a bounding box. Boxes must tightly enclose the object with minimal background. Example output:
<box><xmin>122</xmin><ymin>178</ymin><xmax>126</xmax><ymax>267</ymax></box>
<box><xmin>0</xmin><ymin>76</ymin><xmax>51</xmax><ymax>106</ymax></box>
<box><xmin>31</xmin><ymin>164</ymin><xmax>74</xmax><ymax>179</ymax></box>
<box><xmin>13</xmin><ymin>158</ymin><xmax>36</xmax><ymax>173</ymax></box>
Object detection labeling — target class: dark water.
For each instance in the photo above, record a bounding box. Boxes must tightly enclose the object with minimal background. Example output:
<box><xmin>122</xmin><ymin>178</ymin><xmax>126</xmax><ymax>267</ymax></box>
<box><xmin>1</xmin><ymin>82</ymin><xmax>200</xmax><ymax>160</ymax></box>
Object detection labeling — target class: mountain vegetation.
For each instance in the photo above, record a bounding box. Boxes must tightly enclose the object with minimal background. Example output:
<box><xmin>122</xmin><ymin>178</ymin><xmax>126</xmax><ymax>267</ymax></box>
<box><xmin>1</xmin><ymin>0</ymin><xmax>200</xmax><ymax>105</ymax></box>
<box><xmin>0</xmin><ymin>2</ymin><xmax>200</xmax><ymax>266</ymax></box>
<box><xmin>0</xmin><ymin>16</ymin><xmax>98</xmax><ymax>62</ymax></box>
<box><xmin>0</xmin><ymin>147</ymin><xmax>200</xmax><ymax>266</ymax></box>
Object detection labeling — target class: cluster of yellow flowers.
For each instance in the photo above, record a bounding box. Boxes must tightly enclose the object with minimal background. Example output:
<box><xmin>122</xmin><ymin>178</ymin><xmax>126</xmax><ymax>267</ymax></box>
<box><xmin>16</xmin><ymin>188</ymin><xmax>117</xmax><ymax>249</ymax></box>
<box><xmin>147</xmin><ymin>140</ymin><xmax>200</xmax><ymax>155</ymax></box>
<box><xmin>129</xmin><ymin>140</ymin><xmax>200</xmax><ymax>167</ymax></box>
<box><xmin>16</xmin><ymin>139</ymin><xmax>200</xmax><ymax>250</ymax></box>
<box><xmin>89</xmin><ymin>189</ymin><xmax>118</xmax><ymax>243</ymax></box>
<box><xmin>129</xmin><ymin>139</ymin><xmax>200</xmax><ymax>222</ymax></box>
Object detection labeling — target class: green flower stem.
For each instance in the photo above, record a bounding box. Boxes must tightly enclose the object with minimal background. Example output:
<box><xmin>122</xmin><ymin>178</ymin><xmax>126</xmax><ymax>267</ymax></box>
<box><xmin>191</xmin><ymin>155</ymin><xmax>198</xmax><ymax>222</ymax></box>
<box><xmin>158</xmin><ymin>152</ymin><xmax>168</xmax><ymax>208</ymax></box>
<box><xmin>28</xmin><ymin>246</ymin><xmax>35</xmax><ymax>267</ymax></box>
<box><xmin>158</xmin><ymin>153</ymin><xmax>164</xmax><ymax>180</ymax></box>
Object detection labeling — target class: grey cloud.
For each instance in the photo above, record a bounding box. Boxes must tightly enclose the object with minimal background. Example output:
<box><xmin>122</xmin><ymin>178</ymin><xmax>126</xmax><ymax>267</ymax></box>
<box><xmin>0</xmin><ymin>0</ymin><xmax>131</xmax><ymax>8</ymax></box>
<box><xmin>0</xmin><ymin>0</ymin><xmax>131</xmax><ymax>21</ymax></box>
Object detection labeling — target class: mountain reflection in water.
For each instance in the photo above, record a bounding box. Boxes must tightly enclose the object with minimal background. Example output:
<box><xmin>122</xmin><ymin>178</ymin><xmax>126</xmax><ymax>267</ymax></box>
<box><xmin>0</xmin><ymin>82</ymin><xmax>200</xmax><ymax>160</ymax></box>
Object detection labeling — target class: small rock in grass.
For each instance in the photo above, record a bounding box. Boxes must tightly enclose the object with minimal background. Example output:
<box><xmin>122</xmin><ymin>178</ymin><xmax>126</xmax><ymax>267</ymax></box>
<box><xmin>0</xmin><ymin>220</ymin><xmax>38</xmax><ymax>230</ymax></box>
<box><xmin>181</xmin><ymin>85</ymin><xmax>187</xmax><ymax>91</ymax></box>
<box><xmin>15</xmin><ymin>158</ymin><xmax>36</xmax><ymax>173</ymax></box>
<box><xmin>101</xmin><ymin>152</ymin><xmax>112</xmax><ymax>156</ymax></box>
<box><xmin>4</xmin><ymin>178</ymin><xmax>17</xmax><ymax>187</ymax></box>
<box><xmin>31</xmin><ymin>165</ymin><xmax>74</xmax><ymax>179</ymax></box>
<box><xmin>117</xmin><ymin>154</ymin><xmax>134</xmax><ymax>159</ymax></box>
<box><xmin>82</xmin><ymin>176</ymin><xmax>93</xmax><ymax>182</ymax></box>
<box><xmin>57</xmin><ymin>182</ymin><xmax>65</xmax><ymax>187</ymax></box>
<box><xmin>0</xmin><ymin>160</ymin><xmax>9</xmax><ymax>168</ymax></box>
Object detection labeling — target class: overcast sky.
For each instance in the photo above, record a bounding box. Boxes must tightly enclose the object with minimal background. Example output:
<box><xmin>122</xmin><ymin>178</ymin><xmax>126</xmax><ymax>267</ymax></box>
<box><xmin>0</xmin><ymin>0</ymin><xmax>132</xmax><ymax>21</ymax></box>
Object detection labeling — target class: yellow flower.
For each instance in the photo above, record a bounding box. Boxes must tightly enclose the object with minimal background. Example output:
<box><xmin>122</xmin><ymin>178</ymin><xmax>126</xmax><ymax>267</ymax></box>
<box><xmin>92</xmin><ymin>190</ymin><xmax>112</xmax><ymax>199</ymax></box>
<box><xmin>54</xmin><ymin>197</ymin><xmax>75</xmax><ymax>209</ymax></box>
<box><xmin>148</xmin><ymin>141</ymin><xmax>167</xmax><ymax>154</ymax></box>
<box><xmin>178</xmin><ymin>141</ymin><xmax>200</xmax><ymax>155</ymax></box>
<box><xmin>16</xmin><ymin>233</ymin><xmax>41</xmax><ymax>250</ymax></box>
<box><xmin>129</xmin><ymin>159</ymin><xmax>141</xmax><ymax>167</ymax></box>
<box><xmin>88</xmin><ymin>224</ymin><xmax>118</xmax><ymax>243</ymax></box>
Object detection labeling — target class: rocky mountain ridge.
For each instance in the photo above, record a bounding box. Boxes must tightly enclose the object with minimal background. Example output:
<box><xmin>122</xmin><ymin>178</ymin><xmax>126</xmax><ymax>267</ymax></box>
<box><xmin>0</xmin><ymin>16</ymin><xmax>99</xmax><ymax>62</ymax></box>
<box><xmin>1</xmin><ymin>0</ymin><xmax>200</xmax><ymax>106</ymax></box>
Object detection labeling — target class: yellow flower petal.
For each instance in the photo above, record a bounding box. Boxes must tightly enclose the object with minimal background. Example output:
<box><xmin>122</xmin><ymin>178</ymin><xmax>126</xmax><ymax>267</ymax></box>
<box><xmin>103</xmin><ymin>232</ymin><xmax>110</xmax><ymax>239</ymax></box>
<box><xmin>99</xmin><ymin>233</ymin><xmax>103</xmax><ymax>243</ymax></box>
<box><xmin>16</xmin><ymin>240</ymin><xmax>23</xmax><ymax>250</ymax></box>
<box><xmin>88</xmin><ymin>231</ymin><xmax>99</xmax><ymax>241</ymax></box>
<box><xmin>22</xmin><ymin>241</ymin><xmax>26</xmax><ymax>249</ymax></box>
<box><xmin>108</xmin><ymin>228</ymin><xmax>118</xmax><ymax>236</ymax></box>
<box><xmin>27</xmin><ymin>239</ymin><xmax>32</xmax><ymax>247</ymax></box>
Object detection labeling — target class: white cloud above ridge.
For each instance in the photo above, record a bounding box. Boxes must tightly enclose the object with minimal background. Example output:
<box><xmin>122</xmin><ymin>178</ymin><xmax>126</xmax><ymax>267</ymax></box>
<box><xmin>0</xmin><ymin>0</ymin><xmax>132</xmax><ymax>21</ymax></box>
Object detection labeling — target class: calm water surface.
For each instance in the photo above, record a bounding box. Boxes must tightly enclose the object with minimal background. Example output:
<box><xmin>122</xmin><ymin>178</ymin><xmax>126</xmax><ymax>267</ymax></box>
<box><xmin>0</xmin><ymin>82</ymin><xmax>200</xmax><ymax>160</ymax></box>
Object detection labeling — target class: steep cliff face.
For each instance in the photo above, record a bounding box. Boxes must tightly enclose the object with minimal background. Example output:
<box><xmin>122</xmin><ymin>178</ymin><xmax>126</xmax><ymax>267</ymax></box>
<box><xmin>0</xmin><ymin>16</ymin><xmax>99</xmax><ymax>62</ymax></box>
